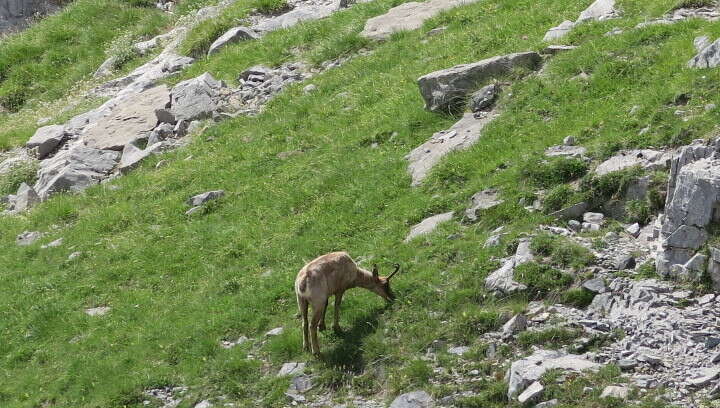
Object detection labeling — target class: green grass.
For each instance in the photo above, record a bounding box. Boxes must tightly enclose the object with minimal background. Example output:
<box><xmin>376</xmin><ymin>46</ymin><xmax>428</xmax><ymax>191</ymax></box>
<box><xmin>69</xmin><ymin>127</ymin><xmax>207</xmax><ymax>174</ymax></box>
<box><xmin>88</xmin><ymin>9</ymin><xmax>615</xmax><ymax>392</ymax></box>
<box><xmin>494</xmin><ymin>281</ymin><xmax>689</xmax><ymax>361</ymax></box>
<box><xmin>0</xmin><ymin>0</ymin><xmax>717</xmax><ymax>406</ymax></box>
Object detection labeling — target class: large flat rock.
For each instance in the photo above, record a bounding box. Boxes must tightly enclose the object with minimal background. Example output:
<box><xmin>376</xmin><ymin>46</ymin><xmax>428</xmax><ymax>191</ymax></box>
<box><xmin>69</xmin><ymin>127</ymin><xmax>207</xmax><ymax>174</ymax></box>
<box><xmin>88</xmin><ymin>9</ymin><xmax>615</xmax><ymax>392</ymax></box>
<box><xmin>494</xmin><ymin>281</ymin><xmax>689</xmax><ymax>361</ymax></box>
<box><xmin>82</xmin><ymin>85</ymin><xmax>170</xmax><ymax>151</ymax></box>
<box><xmin>406</xmin><ymin>112</ymin><xmax>497</xmax><ymax>186</ymax></box>
<box><xmin>360</xmin><ymin>0</ymin><xmax>480</xmax><ymax>41</ymax></box>
<box><xmin>418</xmin><ymin>52</ymin><xmax>540</xmax><ymax>113</ymax></box>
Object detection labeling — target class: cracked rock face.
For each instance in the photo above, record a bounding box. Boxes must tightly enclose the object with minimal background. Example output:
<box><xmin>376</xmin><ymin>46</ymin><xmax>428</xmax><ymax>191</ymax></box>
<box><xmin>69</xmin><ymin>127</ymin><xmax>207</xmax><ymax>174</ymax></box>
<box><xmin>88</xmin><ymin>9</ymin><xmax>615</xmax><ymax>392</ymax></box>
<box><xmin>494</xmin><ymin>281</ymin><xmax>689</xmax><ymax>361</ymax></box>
<box><xmin>417</xmin><ymin>52</ymin><xmax>540</xmax><ymax>113</ymax></box>
<box><xmin>506</xmin><ymin>349</ymin><xmax>601</xmax><ymax>399</ymax></box>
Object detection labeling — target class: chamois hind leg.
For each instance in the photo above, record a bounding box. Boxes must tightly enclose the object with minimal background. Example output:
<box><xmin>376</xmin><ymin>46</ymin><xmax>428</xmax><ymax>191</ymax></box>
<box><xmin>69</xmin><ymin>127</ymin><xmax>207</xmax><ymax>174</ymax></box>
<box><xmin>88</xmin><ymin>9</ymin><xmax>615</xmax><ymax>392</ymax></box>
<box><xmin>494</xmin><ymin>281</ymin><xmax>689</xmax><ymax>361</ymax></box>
<box><xmin>333</xmin><ymin>292</ymin><xmax>344</xmax><ymax>332</ymax></box>
<box><xmin>309</xmin><ymin>298</ymin><xmax>326</xmax><ymax>356</ymax></box>
<box><xmin>318</xmin><ymin>298</ymin><xmax>328</xmax><ymax>331</ymax></box>
<box><xmin>298</xmin><ymin>295</ymin><xmax>310</xmax><ymax>352</ymax></box>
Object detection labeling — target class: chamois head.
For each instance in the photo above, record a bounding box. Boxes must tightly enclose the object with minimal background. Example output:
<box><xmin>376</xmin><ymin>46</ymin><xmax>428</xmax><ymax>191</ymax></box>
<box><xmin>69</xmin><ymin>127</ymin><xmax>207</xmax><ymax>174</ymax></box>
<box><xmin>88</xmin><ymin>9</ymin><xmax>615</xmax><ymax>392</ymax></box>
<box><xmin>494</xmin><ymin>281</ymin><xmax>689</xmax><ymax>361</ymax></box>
<box><xmin>370</xmin><ymin>263</ymin><xmax>401</xmax><ymax>302</ymax></box>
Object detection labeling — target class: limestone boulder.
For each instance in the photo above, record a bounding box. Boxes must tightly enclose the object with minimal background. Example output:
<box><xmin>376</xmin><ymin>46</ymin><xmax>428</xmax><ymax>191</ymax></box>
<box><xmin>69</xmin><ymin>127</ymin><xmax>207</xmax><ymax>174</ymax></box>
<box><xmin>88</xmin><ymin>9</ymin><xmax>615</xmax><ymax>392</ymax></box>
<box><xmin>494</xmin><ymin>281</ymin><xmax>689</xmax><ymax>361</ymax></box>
<box><xmin>406</xmin><ymin>112</ymin><xmax>498</xmax><ymax>186</ymax></box>
<box><xmin>207</xmin><ymin>26</ymin><xmax>259</xmax><ymax>56</ymax></box>
<box><xmin>418</xmin><ymin>52</ymin><xmax>541</xmax><ymax>113</ymax></box>
<box><xmin>26</xmin><ymin>125</ymin><xmax>66</xmax><ymax>159</ymax></box>
<box><xmin>506</xmin><ymin>349</ymin><xmax>601</xmax><ymax>398</ymax></box>
<box><xmin>594</xmin><ymin>149</ymin><xmax>670</xmax><ymax>176</ymax></box>
<box><xmin>405</xmin><ymin>211</ymin><xmax>454</xmax><ymax>242</ymax></box>
<box><xmin>170</xmin><ymin>73</ymin><xmax>225</xmax><ymax>122</ymax></box>
<box><xmin>82</xmin><ymin>86</ymin><xmax>171</xmax><ymax>151</ymax></box>
<box><xmin>360</xmin><ymin>0</ymin><xmax>479</xmax><ymax>41</ymax></box>
<box><xmin>33</xmin><ymin>144</ymin><xmax>120</xmax><ymax>199</ymax></box>
<box><xmin>689</xmin><ymin>38</ymin><xmax>720</xmax><ymax>68</ymax></box>
<box><xmin>389</xmin><ymin>391</ymin><xmax>433</xmax><ymax>408</ymax></box>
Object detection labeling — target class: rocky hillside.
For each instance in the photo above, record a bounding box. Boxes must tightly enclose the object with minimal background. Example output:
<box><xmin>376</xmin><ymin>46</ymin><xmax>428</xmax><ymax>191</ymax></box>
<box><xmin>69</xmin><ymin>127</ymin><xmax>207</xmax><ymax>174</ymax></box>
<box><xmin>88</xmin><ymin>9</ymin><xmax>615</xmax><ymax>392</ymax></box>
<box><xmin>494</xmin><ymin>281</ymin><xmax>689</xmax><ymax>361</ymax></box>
<box><xmin>3</xmin><ymin>0</ymin><xmax>720</xmax><ymax>407</ymax></box>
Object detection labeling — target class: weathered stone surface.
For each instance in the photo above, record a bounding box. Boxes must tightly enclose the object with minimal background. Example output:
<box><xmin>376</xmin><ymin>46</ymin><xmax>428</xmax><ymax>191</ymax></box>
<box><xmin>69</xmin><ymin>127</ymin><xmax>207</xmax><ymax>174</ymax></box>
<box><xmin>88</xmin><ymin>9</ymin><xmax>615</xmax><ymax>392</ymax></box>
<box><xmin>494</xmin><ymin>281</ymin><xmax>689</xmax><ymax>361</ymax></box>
<box><xmin>254</xmin><ymin>6</ymin><xmax>335</xmax><ymax>32</ymax></box>
<box><xmin>551</xmin><ymin>201</ymin><xmax>588</xmax><ymax>220</ymax></box>
<box><xmin>658</xmin><ymin>158</ymin><xmax>720</xmax><ymax>275</ymax></box>
<box><xmin>502</xmin><ymin>314</ymin><xmax>527</xmax><ymax>337</ymax></box>
<box><xmin>16</xmin><ymin>230</ymin><xmax>42</xmax><ymax>246</ymax></box>
<box><xmin>518</xmin><ymin>381</ymin><xmax>544</xmax><ymax>404</ymax></box>
<box><xmin>389</xmin><ymin>391</ymin><xmax>433</xmax><ymax>408</ymax></box>
<box><xmin>577</xmin><ymin>0</ymin><xmax>617</xmax><ymax>22</ymax></box>
<box><xmin>83</xmin><ymin>86</ymin><xmax>170</xmax><ymax>151</ymax></box>
<box><xmin>447</xmin><ymin>346</ymin><xmax>470</xmax><ymax>356</ymax></box>
<box><xmin>207</xmin><ymin>26</ymin><xmax>259</xmax><ymax>56</ymax></box>
<box><xmin>187</xmin><ymin>190</ymin><xmax>225</xmax><ymax>206</ymax></box>
<box><xmin>33</xmin><ymin>144</ymin><xmax>120</xmax><ymax>199</ymax></box>
<box><xmin>418</xmin><ymin>52</ymin><xmax>541</xmax><ymax>113</ymax></box>
<box><xmin>507</xmin><ymin>349</ymin><xmax>601</xmax><ymax>398</ymax></box>
<box><xmin>26</xmin><ymin>125</ymin><xmax>66</xmax><ymax>159</ymax></box>
<box><xmin>170</xmin><ymin>73</ymin><xmax>224</xmax><ymax>122</ymax></box>
<box><xmin>583</xmin><ymin>278</ymin><xmax>606</xmax><ymax>293</ymax></box>
<box><xmin>406</xmin><ymin>113</ymin><xmax>498</xmax><ymax>186</ymax></box>
<box><xmin>405</xmin><ymin>211</ymin><xmax>454</xmax><ymax>242</ymax></box>
<box><xmin>361</xmin><ymin>0</ymin><xmax>479</xmax><ymax>41</ymax></box>
<box><xmin>465</xmin><ymin>189</ymin><xmax>503</xmax><ymax>221</ymax></box>
<box><xmin>689</xmin><ymin>38</ymin><xmax>720</xmax><ymax>68</ymax></box>
<box><xmin>545</xmin><ymin>145</ymin><xmax>587</xmax><ymax>158</ymax></box>
<box><xmin>485</xmin><ymin>238</ymin><xmax>532</xmax><ymax>294</ymax></box>
<box><xmin>600</xmin><ymin>386</ymin><xmax>629</xmax><ymax>399</ymax></box>
<box><xmin>594</xmin><ymin>149</ymin><xmax>670</xmax><ymax>176</ymax></box>
<box><xmin>84</xmin><ymin>306</ymin><xmax>111</xmax><ymax>316</ymax></box>
<box><xmin>119</xmin><ymin>142</ymin><xmax>163</xmax><ymax>174</ymax></box>
<box><xmin>469</xmin><ymin>84</ymin><xmax>499</xmax><ymax>113</ymax></box>
<box><xmin>583</xmin><ymin>212</ymin><xmax>605</xmax><ymax>224</ymax></box>
<box><xmin>0</xmin><ymin>0</ymin><xmax>58</xmax><ymax>33</ymax></box>
<box><xmin>535</xmin><ymin>400</ymin><xmax>559</xmax><ymax>408</ymax></box>
<box><xmin>543</xmin><ymin>20</ymin><xmax>575</xmax><ymax>42</ymax></box>
<box><xmin>542</xmin><ymin>45</ymin><xmax>578</xmax><ymax>54</ymax></box>
<box><xmin>12</xmin><ymin>182</ymin><xmax>40</xmax><ymax>212</ymax></box>
<box><xmin>278</xmin><ymin>362</ymin><xmax>305</xmax><ymax>377</ymax></box>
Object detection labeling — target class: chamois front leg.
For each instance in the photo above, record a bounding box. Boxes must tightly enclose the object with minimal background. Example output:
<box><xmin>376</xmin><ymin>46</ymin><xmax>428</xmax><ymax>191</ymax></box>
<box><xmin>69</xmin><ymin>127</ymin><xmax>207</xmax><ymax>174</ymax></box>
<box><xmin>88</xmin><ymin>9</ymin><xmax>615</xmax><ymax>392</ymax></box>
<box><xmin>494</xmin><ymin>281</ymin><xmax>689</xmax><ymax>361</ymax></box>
<box><xmin>333</xmin><ymin>292</ymin><xmax>344</xmax><ymax>332</ymax></box>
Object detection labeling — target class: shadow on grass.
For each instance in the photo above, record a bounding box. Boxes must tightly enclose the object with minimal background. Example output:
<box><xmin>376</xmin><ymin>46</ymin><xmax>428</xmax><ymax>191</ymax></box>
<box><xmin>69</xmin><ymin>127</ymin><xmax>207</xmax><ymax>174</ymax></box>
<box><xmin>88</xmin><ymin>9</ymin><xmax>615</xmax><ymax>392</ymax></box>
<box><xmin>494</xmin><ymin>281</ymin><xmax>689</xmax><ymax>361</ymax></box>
<box><xmin>321</xmin><ymin>305</ymin><xmax>389</xmax><ymax>374</ymax></box>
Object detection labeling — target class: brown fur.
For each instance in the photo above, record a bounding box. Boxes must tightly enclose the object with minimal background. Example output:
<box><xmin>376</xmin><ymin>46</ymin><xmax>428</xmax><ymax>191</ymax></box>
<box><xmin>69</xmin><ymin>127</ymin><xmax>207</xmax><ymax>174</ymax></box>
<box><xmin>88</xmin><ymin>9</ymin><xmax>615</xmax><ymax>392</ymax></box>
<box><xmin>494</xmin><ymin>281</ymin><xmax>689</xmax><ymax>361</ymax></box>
<box><xmin>294</xmin><ymin>252</ymin><xmax>396</xmax><ymax>355</ymax></box>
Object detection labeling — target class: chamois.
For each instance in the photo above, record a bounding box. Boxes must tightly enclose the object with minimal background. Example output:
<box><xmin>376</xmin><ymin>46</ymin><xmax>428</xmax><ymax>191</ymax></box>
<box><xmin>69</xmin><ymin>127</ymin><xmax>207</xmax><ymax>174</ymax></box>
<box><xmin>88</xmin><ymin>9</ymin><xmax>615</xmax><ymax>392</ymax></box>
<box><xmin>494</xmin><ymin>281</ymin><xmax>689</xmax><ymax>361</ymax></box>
<box><xmin>294</xmin><ymin>252</ymin><xmax>400</xmax><ymax>355</ymax></box>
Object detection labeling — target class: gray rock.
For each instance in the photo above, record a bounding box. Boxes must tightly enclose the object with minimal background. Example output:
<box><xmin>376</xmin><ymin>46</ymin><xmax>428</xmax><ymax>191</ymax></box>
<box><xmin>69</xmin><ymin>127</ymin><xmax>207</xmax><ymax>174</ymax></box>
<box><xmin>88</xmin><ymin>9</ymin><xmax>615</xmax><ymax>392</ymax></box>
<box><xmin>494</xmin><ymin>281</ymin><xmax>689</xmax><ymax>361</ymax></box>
<box><xmin>155</xmin><ymin>108</ymin><xmax>176</xmax><ymax>125</ymax></box>
<box><xmin>278</xmin><ymin>362</ymin><xmax>306</xmax><ymax>377</ymax></box>
<box><xmin>695</xmin><ymin>35</ymin><xmax>711</xmax><ymax>53</ymax></box>
<box><xmin>551</xmin><ymin>202</ymin><xmax>588</xmax><ymax>220</ymax></box>
<box><xmin>563</xmin><ymin>135</ymin><xmax>576</xmax><ymax>146</ymax></box>
<box><xmin>658</xmin><ymin>157</ymin><xmax>720</xmax><ymax>275</ymax></box>
<box><xmin>502</xmin><ymin>314</ymin><xmax>527</xmax><ymax>337</ymax></box>
<box><xmin>447</xmin><ymin>346</ymin><xmax>470</xmax><ymax>356</ymax></box>
<box><xmin>83</xmin><ymin>86</ymin><xmax>171</xmax><ymax>151</ymax></box>
<box><xmin>239</xmin><ymin>65</ymin><xmax>272</xmax><ymax>82</ymax></box>
<box><xmin>185</xmin><ymin>206</ymin><xmax>203</xmax><ymax>216</ymax></box>
<box><xmin>465</xmin><ymin>189</ymin><xmax>503</xmax><ymax>221</ymax></box>
<box><xmin>577</xmin><ymin>0</ymin><xmax>617</xmax><ymax>22</ymax></box>
<box><xmin>582</xmin><ymin>278</ymin><xmax>606</xmax><ymax>294</ymax></box>
<box><xmin>360</xmin><ymin>0</ymin><xmax>480</xmax><ymax>41</ymax></box>
<box><xmin>266</xmin><ymin>327</ymin><xmax>284</xmax><ymax>336</ymax></box>
<box><xmin>514</xmin><ymin>238</ymin><xmax>534</xmax><ymax>264</ymax></box>
<box><xmin>187</xmin><ymin>190</ymin><xmax>225</xmax><ymax>206</ymax></box>
<box><xmin>625</xmin><ymin>223</ymin><xmax>641</xmax><ymax>238</ymax></box>
<box><xmin>544</xmin><ymin>145</ymin><xmax>587</xmax><ymax>158</ymax></box>
<box><xmin>303</xmin><ymin>84</ymin><xmax>317</xmax><ymax>94</ymax></box>
<box><xmin>618</xmin><ymin>359</ymin><xmax>637</xmax><ymax>371</ymax></box>
<box><xmin>535</xmin><ymin>400</ymin><xmax>558</xmax><ymax>408</ymax></box>
<box><xmin>26</xmin><ymin>125</ymin><xmax>66</xmax><ymax>159</ymax></box>
<box><xmin>568</xmin><ymin>219</ymin><xmax>581</xmax><ymax>232</ymax></box>
<box><xmin>469</xmin><ymin>83</ymin><xmax>499</xmax><ymax>112</ymax></box>
<box><xmin>689</xmin><ymin>38</ymin><xmax>720</xmax><ymax>68</ymax></box>
<box><xmin>583</xmin><ymin>212</ymin><xmax>605</xmax><ymax>224</ymax></box>
<box><xmin>507</xmin><ymin>349</ymin><xmax>601</xmax><ymax>398</ymax></box>
<box><xmin>406</xmin><ymin>113</ymin><xmax>497</xmax><ymax>186</ymax></box>
<box><xmin>33</xmin><ymin>144</ymin><xmax>120</xmax><ymax>199</ymax></box>
<box><xmin>207</xmin><ymin>26</ymin><xmax>259</xmax><ymax>56</ymax></box>
<box><xmin>84</xmin><ymin>306</ymin><xmax>111</xmax><ymax>316</ymax></box>
<box><xmin>543</xmin><ymin>20</ymin><xmax>575</xmax><ymax>41</ymax></box>
<box><xmin>417</xmin><ymin>52</ymin><xmax>541</xmax><ymax>113</ymax></box>
<box><xmin>404</xmin><ymin>211</ymin><xmax>454</xmax><ymax>242</ymax></box>
<box><xmin>485</xmin><ymin>239</ymin><xmax>532</xmax><ymax>294</ymax></box>
<box><xmin>594</xmin><ymin>149</ymin><xmax>670</xmax><ymax>176</ymax></box>
<box><xmin>41</xmin><ymin>238</ymin><xmax>63</xmax><ymax>249</ymax></box>
<box><xmin>543</xmin><ymin>45</ymin><xmax>578</xmax><ymax>55</ymax></box>
<box><xmin>16</xmin><ymin>231</ymin><xmax>42</xmax><ymax>246</ymax></box>
<box><xmin>194</xmin><ymin>400</ymin><xmax>212</xmax><ymax>408</ymax></box>
<box><xmin>615</xmin><ymin>255</ymin><xmax>636</xmax><ymax>270</ymax></box>
<box><xmin>94</xmin><ymin>56</ymin><xmax>117</xmax><ymax>78</ymax></box>
<box><xmin>12</xmin><ymin>182</ymin><xmax>40</xmax><ymax>212</ymax></box>
<box><xmin>254</xmin><ymin>6</ymin><xmax>335</xmax><ymax>33</ymax></box>
<box><xmin>484</xmin><ymin>233</ymin><xmax>502</xmax><ymax>248</ymax></box>
<box><xmin>119</xmin><ymin>142</ymin><xmax>163</xmax><ymax>174</ymax></box>
<box><xmin>389</xmin><ymin>391</ymin><xmax>433</xmax><ymax>408</ymax></box>
<box><xmin>68</xmin><ymin>251</ymin><xmax>82</xmax><ymax>260</ymax></box>
<box><xmin>600</xmin><ymin>386</ymin><xmax>629</xmax><ymax>399</ymax></box>
<box><xmin>170</xmin><ymin>73</ymin><xmax>225</xmax><ymax>122</ymax></box>
<box><xmin>687</xmin><ymin>368</ymin><xmax>720</xmax><ymax>387</ymax></box>
<box><xmin>518</xmin><ymin>381</ymin><xmax>544</xmax><ymax>404</ymax></box>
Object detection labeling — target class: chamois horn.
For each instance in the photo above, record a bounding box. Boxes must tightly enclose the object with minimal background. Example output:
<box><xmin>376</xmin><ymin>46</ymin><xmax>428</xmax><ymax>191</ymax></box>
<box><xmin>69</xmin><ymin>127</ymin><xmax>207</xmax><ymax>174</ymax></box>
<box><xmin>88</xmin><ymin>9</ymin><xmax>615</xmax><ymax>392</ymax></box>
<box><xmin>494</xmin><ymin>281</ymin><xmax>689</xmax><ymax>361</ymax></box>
<box><xmin>387</xmin><ymin>263</ymin><xmax>401</xmax><ymax>281</ymax></box>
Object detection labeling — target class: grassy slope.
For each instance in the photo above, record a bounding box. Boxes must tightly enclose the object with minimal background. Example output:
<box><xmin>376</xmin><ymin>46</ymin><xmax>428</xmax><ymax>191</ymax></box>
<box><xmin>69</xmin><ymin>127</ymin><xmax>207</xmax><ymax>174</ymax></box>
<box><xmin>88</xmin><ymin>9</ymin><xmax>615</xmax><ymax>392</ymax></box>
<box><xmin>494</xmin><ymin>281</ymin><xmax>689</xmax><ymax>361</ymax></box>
<box><xmin>1</xmin><ymin>0</ymin><xmax>719</xmax><ymax>406</ymax></box>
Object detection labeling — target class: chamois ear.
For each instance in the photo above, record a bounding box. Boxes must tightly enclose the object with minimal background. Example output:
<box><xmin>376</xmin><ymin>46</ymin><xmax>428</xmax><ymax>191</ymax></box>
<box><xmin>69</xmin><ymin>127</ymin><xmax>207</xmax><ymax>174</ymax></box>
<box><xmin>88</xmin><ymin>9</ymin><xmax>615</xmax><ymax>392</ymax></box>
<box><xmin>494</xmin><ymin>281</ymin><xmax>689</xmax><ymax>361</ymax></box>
<box><xmin>372</xmin><ymin>264</ymin><xmax>379</xmax><ymax>278</ymax></box>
